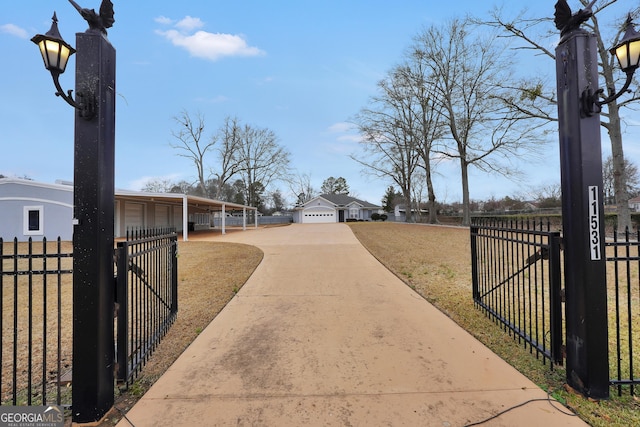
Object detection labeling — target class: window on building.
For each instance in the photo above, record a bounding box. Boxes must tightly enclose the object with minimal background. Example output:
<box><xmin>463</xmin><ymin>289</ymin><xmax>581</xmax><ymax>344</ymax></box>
<box><xmin>24</xmin><ymin>206</ymin><xmax>44</xmax><ymax>235</ymax></box>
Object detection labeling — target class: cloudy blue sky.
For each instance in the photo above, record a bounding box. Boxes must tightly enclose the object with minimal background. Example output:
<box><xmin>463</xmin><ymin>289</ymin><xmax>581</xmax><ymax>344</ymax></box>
<box><xmin>2</xmin><ymin>1</ymin><xmax>639</xmax><ymax>207</ymax></box>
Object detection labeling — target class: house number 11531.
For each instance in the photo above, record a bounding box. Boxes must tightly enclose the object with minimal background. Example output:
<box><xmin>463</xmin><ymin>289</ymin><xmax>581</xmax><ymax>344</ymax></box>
<box><xmin>589</xmin><ymin>186</ymin><xmax>601</xmax><ymax>260</ymax></box>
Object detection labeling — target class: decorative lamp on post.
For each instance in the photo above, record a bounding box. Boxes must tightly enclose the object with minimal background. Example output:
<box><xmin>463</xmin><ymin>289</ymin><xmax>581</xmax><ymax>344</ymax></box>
<box><xmin>610</xmin><ymin>18</ymin><xmax>640</xmax><ymax>77</ymax></box>
<box><xmin>31</xmin><ymin>11</ymin><xmax>97</xmax><ymax>120</ymax></box>
<box><xmin>31</xmin><ymin>13</ymin><xmax>77</xmax><ymax>109</ymax></box>
<box><xmin>581</xmin><ymin>16</ymin><xmax>640</xmax><ymax>116</ymax></box>
<box><xmin>32</xmin><ymin>1</ymin><xmax>116</xmax><ymax>423</ymax></box>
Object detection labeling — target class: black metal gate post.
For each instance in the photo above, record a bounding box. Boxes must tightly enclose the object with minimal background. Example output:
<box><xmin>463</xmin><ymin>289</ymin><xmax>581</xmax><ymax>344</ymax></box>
<box><xmin>549</xmin><ymin>231</ymin><xmax>564</xmax><ymax>366</ymax></box>
<box><xmin>555</xmin><ymin>29</ymin><xmax>609</xmax><ymax>399</ymax></box>
<box><xmin>71</xmin><ymin>31</ymin><xmax>117</xmax><ymax>422</ymax></box>
<box><xmin>115</xmin><ymin>243</ymin><xmax>128</xmax><ymax>382</ymax></box>
<box><xmin>171</xmin><ymin>239</ymin><xmax>178</xmax><ymax>313</ymax></box>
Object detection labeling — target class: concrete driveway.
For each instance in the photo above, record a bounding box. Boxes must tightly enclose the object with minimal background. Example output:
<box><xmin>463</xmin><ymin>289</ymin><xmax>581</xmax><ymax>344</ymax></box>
<box><xmin>116</xmin><ymin>223</ymin><xmax>587</xmax><ymax>427</ymax></box>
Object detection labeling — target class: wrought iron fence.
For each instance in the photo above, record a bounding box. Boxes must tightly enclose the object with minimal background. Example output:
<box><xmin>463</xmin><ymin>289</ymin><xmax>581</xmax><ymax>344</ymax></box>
<box><xmin>115</xmin><ymin>228</ymin><xmax>178</xmax><ymax>385</ymax></box>
<box><xmin>472</xmin><ymin>218</ymin><xmax>640</xmax><ymax>396</ymax></box>
<box><xmin>470</xmin><ymin>218</ymin><xmax>563</xmax><ymax>366</ymax></box>
<box><xmin>0</xmin><ymin>237</ymin><xmax>73</xmax><ymax>406</ymax></box>
<box><xmin>2</xmin><ymin>229</ymin><xmax>179</xmax><ymax>407</ymax></box>
<box><xmin>606</xmin><ymin>228</ymin><xmax>640</xmax><ymax>396</ymax></box>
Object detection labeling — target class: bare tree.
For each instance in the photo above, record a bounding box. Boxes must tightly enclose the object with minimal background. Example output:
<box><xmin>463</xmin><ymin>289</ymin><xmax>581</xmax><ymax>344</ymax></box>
<box><xmin>170</xmin><ymin>110</ymin><xmax>216</xmax><ymax>197</ymax></box>
<box><xmin>212</xmin><ymin>116</ymin><xmax>243</xmax><ymax>199</ymax></box>
<box><xmin>395</xmin><ymin>57</ymin><xmax>446</xmax><ymax>224</ymax></box>
<box><xmin>169</xmin><ymin>180</ymin><xmax>195</xmax><ymax>194</ymax></box>
<box><xmin>412</xmin><ymin>18</ymin><xmax>546</xmax><ymax>225</ymax></box>
<box><xmin>527</xmin><ymin>183</ymin><xmax>563</xmax><ymax>209</ymax></box>
<box><xmin>236</xmin><ymin>124</ymin><xmax>290</xmax><ymax>208</ymax></box>
<box><xmin>141</xmin><ymin>178</ymin><xmax>174</xmax><ymax>193</ymax></box>
<box><xmin>287</xmin><ymin>172</ymin><xmax>316</xmax><ymax>205</ymax></box>
<box><xmin>481</xmin><ymin>0</ymin><xmax>640</xmax><ymax>232</ymax></box>
<box><xmin>351</xmin><ymin>67</ymin><xmax>423</xmax><ymax>223</ymax></box>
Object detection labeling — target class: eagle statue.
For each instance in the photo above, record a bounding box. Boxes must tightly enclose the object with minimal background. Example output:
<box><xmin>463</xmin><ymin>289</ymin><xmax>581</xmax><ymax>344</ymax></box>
<box><xmin>68</xmin><ymin>0</ymin><xmax>115</xmax><ymax>35</ymax></box>
<box><xmin>554</xmin><ymin>0</ymin><xmax>597</xmax><ymax>36</ymax></box>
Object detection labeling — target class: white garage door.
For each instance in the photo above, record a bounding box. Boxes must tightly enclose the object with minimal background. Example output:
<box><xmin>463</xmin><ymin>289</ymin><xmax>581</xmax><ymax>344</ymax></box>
<box><xmin>155</xmin><ymin>205</ymin><xmax>170</xmax><ymax>228</ymax></box>
<box><xmin>173</xmin><ymin>206</ymin><xmax>183</xmax><ymax>231</ymax></box>
<box><xmin>125</xmin><ymin>202</ymin><xmax>145</xmax><ymax>230</ymax></box>
<box><xmin>302</xmin><ymin>208</ymin><xmax>336</xmax><ymax>223</ymax></box>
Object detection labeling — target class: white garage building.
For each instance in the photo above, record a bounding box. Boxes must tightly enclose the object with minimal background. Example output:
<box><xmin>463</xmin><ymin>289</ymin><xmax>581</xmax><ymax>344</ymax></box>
<box><xmin>293</xmin><ymin>194</ymin><xmax>381</xmax><ymax>224</ymax></box>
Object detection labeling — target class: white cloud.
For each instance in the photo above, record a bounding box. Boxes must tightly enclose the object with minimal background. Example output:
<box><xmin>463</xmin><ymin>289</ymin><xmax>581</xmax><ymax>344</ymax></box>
<box><xmin>156</xmin><ymin>16</ymin><xmax>265</xmax><ymax>62</ymax></box>
<box><xmin>327</xmin><ymin>122</ymin><xmax>361</xmax><ymax>142</ymax></box>
<box><xmin>337</xmin><ymin>134</ymin><xmax>362</xmax><ymax>143</ymax></box>
<box><xmin>1</xmin><ymin>23</ymin><xmax>28</xmax><ymax>39</ymax></box>
<box><xmin>328</xmin><ymin>122</ymin><xmax>355</xmax><ymax>133</ymax></box>
<box><xmin>154</xmin><ymin>16</ymin><xmax>174</xmax><ymax>25</ymax></box>
<box><xmin>175</xmin><ymin>16</ymin><xmax>204</xmax><ymax>32</ymax></box>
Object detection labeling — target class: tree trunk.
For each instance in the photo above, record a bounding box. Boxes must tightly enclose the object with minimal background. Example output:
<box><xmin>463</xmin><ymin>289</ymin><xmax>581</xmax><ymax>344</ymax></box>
<box><xmin>592</xmin><ymin>13</ymin><xmax>632</xmax><ymax>234</ymax></box>
<box><xmin>197</xmin><ymin>160</ymin><xmax>207</xmax><ymax>197</ymax></box>
<box><xmin>460</xmin><ymin>158</ymin><xmax>471</xmax><ymax>226</ymax></box>
<box><xmin>403</xmin><ymin>192</ymin><xmax>414</xmax><ymax>223</ymax></box>
<box><xmin>425</xmin><ymin>163</ymin><xmax>438</xmax><ymax>224</ymax></box>
<box><xmin>606</xmin><ymin>102</ymin><xmax>631</xmax><ymax>233</ymax></box>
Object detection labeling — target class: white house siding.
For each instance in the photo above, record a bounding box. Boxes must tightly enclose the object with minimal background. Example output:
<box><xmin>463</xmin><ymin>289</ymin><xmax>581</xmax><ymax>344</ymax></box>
<box><xmin>346</xmin><ymin>202</ymin><xmax>366</xmax><ymax>220</ymax></box>
<box><xmin>0</xmin><ymin>179</ymin><xmax>73</xmax><ymax>240</ymax></box>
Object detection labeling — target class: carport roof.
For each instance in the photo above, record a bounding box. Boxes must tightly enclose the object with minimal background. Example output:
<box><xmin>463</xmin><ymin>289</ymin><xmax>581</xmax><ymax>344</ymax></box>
<box><xmin>115</xmin><ymin>189</ymin><xmax>257</xmax><ymax>212</ymax></box>
<box><xmin>0</xmin><ymin>179</ymin><xmax>256</xmax><ymax>212</ymax></box>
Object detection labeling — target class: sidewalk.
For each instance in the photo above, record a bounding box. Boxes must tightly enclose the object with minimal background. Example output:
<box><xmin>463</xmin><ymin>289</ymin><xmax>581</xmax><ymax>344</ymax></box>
<box><xmin>116</xmin><ymin>223</ymin><xmax>587</xmax><ymax>426</ymax></box>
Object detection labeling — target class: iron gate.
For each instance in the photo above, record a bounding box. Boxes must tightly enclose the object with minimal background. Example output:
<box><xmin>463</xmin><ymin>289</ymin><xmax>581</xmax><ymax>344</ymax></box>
<box><xmin>470</xmin><ymin>218</ymin><xmax>563</xmax><ymax>366</ymax></box>
<box><xmin>114</xmin><ymin>228</ymin><xmax>178</xmax><ymax>385</ymax></box>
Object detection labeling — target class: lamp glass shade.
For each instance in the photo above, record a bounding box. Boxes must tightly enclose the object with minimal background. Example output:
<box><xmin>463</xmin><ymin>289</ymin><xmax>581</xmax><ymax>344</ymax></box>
<box><xmin>611</xmin><ymin>21</ymin><xmax>640</xmax><ymax>72</ymax></box>
<box><xmin>614</xmin><ymin>39</ymin><xmax>640</xmax><ymax>71</ymax></box>
<box><xmin>31</xmin><ymin>13</ymin><xmax>75</xmax><ymax>74</ymax></box>
<box><xmin>34</xmin><ymin>36</ymin><xmax>74</xmax><ymax>74</ymax></box>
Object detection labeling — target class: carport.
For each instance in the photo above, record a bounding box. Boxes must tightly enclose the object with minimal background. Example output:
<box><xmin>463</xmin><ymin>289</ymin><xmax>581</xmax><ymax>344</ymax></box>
<box><xmin>115</xmin><ymin>190</ymin><xmax>258</xmax><ymax>241</ymax></box>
